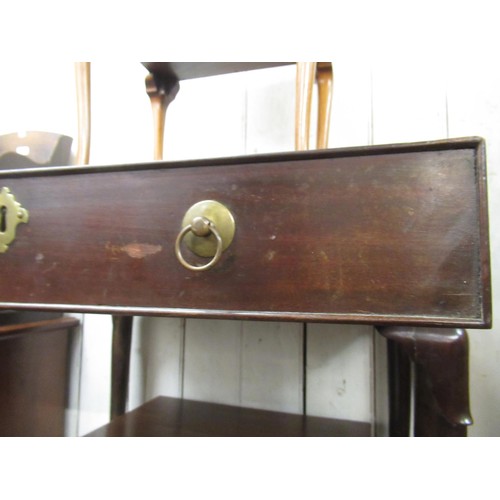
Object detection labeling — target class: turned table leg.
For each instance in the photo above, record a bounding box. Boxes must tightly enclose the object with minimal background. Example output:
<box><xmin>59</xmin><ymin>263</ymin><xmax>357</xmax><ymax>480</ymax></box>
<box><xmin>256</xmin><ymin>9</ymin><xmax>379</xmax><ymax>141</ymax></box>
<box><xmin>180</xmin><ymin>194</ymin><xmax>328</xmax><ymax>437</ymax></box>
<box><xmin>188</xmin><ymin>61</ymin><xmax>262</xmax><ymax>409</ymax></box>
<box><xmin>377</xmin><ymin>326</ymin><xmax>473</xmax><ymax>437</ymax></box>
<box><xmin>145</xmin><ymin>72</ymin><xmax>179</xmax><ymax>161</ymax></box>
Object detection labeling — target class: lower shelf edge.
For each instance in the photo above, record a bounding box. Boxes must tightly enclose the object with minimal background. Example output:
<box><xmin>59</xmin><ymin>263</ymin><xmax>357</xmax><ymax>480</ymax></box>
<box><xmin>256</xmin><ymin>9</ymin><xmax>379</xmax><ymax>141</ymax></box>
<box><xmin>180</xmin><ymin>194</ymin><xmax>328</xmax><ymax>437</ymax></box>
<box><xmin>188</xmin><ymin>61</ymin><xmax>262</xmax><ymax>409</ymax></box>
<box><xmin>85</xmin><ymin>396</ymin><xmax>371</xmax><ymax>437</ymax></box>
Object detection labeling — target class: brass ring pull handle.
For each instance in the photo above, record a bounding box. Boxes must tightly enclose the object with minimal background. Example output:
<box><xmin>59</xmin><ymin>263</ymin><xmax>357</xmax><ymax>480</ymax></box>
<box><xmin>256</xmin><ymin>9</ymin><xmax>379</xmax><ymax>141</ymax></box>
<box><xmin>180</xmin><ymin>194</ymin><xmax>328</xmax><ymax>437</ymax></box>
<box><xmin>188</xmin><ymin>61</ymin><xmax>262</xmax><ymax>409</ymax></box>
<box><xmin>175</xmin><ymin>216</ymin><xmax>223</xmax><ymax>271</ymax></box>
<box><xmin>174</xmin><ymin>200</ymin><xmax>235</xmax><ymax>272</ymax></box>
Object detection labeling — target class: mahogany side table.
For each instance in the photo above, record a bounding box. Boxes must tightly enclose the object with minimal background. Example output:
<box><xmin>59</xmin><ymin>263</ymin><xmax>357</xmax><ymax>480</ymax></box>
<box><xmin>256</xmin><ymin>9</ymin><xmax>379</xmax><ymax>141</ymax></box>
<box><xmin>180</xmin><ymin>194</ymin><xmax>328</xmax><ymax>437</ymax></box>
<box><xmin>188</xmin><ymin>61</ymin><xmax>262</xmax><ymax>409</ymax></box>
<box><xmin>0</xmin><ymin>137</ymin><xmax>491</xmax><ymax>436</ymax></box>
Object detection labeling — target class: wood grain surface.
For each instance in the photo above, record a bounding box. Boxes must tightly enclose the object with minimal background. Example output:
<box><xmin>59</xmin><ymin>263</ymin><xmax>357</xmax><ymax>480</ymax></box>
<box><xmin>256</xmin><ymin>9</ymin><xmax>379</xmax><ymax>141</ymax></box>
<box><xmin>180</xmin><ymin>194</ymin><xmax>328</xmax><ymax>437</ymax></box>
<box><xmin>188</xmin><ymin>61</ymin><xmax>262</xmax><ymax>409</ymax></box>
<box><xmin>0</xmin><ymin>138</ymin><xmax>490</xmax><ymax>327</ymax></box>
<box><xmin>85</xmin><ymin>396</ymin><xmax>371</xmax><ymax>437</ymax></box>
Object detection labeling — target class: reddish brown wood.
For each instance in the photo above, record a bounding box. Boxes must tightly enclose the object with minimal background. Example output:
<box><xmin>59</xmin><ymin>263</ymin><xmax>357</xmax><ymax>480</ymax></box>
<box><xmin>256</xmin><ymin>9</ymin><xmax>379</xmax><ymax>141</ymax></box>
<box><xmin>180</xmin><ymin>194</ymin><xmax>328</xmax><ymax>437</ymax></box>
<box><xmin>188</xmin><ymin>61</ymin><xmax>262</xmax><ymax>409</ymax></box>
<box><xmin>0</xmin><ymin>138</ymin><xmax>490</xmax><ymax>328</ymax></box>
<box><xmin>0</xmin><ymin>318</ymin><xmax>79</xmax><ymax>436</ymax></box>
<box><xmin>0</xmin><ymin>316</ymin><xmax>79</xmax><ymax>336</ymax></box>
<box><xmin>110</xmin><ymin>315</ymin><xmax>133</xmax><ymax>419</ymax></box>
<box><xmin>0</xmin><ymin>131</ymin><xmax>76</xmax><ymax>436</ymax></box>
<box><xmin>386</xmin><ymin>339</ymin><xmax>412</xmax><ymax>436</ymax></box>
<box><xmin>86</xmin><ymin>396</ymin><xmax>371</xmax><ymax>437</ymax></box>
<box><xmin>378</xmin><ymin>326</ymin><xmax>472</xmax><ymax>436</ymax></box>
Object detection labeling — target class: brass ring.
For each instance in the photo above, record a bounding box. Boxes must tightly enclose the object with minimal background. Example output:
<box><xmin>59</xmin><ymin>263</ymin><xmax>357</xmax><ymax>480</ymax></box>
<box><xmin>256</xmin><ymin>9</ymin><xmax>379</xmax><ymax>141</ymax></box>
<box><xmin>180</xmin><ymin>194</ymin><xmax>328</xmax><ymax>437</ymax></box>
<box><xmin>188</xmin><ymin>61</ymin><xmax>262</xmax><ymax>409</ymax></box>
<box><xmin>175</xmin><ymin>218</ymin><xmax>223</xmax><ymax>271</ymax></box>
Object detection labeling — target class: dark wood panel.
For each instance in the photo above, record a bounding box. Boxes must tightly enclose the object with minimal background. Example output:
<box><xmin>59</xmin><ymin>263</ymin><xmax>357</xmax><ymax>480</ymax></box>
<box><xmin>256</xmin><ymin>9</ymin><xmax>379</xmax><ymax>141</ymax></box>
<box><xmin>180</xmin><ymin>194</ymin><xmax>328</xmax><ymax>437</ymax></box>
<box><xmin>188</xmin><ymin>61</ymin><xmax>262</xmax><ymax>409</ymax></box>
<box><xmin>86</xmin><ymin>396</ymin><xmax>371</xmax><ymax>437</ymax></box>
<box><xmin>0</xmin><ymin>319</ymin><xmax>78</xmax><ymax>436</ymax></box>
<box><xmin>0</xmin><ymin>138</ymin><xmax>490</xmax><ymax>327</ymax></box>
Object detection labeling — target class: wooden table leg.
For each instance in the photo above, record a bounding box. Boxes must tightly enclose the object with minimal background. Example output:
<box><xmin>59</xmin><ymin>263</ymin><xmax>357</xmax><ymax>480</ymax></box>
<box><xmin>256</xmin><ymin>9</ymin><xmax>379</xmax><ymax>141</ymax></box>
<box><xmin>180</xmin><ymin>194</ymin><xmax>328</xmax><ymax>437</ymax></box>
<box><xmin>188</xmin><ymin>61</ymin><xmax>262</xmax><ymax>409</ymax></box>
<box><xmin>377</xmin><ymin>326</ymin><xmax>473</xmax><ymax>436</ymax></box>
<box><xmin>145</xmin><ymin>72</ymin><xmax>179</xmax><ymax>161</ymax></box>
<box><xmin>386</xmin><ymin>338</ymin><xmax>412</xmax><ymax>436</ymax></box>
<box><xmin>110</xmin><ymin>316</ymin><xmax>133</xmax><ymax>419</ymax></box>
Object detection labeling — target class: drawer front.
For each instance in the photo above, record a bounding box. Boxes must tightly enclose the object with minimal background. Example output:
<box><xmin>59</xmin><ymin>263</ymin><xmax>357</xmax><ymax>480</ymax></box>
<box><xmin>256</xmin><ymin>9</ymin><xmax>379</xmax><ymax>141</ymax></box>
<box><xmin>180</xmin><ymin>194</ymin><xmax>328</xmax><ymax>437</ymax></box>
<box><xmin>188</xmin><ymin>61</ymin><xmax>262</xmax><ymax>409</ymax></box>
<box><xmin>0</xmin><ymin>139</ymin><xmax>491</xmax><ymax>327</ymax></box>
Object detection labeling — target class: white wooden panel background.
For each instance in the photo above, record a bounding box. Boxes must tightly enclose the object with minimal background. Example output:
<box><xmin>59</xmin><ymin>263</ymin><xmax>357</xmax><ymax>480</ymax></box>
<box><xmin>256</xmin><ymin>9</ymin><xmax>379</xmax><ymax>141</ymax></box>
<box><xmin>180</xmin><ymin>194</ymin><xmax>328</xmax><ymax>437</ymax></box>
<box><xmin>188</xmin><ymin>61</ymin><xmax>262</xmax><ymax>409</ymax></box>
<box><xmin>1</xmin><ymin>58</ymin><xmax>500</xmax><ymax>437</ymax></box>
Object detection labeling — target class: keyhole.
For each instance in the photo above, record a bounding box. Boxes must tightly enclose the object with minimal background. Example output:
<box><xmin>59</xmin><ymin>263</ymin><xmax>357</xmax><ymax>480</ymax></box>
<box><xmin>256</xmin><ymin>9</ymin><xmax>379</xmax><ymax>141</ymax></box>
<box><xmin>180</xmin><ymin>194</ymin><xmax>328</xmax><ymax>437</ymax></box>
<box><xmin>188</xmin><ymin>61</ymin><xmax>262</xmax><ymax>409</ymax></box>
<box><xmin>0</xmin><ymin>205</ymin><xmax>7</xmax><ymax>233</ymax></box>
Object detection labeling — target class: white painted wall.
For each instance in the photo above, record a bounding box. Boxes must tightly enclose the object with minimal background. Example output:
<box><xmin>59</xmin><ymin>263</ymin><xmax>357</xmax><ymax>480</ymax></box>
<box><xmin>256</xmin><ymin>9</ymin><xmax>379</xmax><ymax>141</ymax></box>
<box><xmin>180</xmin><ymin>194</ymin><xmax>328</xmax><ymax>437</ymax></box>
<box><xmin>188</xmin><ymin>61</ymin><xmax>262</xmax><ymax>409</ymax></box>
<box><xmin>1</xmin><ymin>57</ymin><xmax>499</xmax><ymax>436</ymax></box>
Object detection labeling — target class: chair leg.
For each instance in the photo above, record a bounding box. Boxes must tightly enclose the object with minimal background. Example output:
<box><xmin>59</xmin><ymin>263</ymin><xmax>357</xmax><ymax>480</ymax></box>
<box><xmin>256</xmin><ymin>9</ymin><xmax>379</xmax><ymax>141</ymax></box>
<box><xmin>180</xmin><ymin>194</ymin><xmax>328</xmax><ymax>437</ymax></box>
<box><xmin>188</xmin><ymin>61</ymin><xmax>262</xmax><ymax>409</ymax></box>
<box><xmin>74</xmin><ymin>62</ymin><xmax>91</xmax><ymax>165</ymax></box>
<box><xmin>315</xmin><ymin>62</ymin><xmax>333</xmax><ymax>149</ymax></box>
<box><xmin>377</xmin><ymin>326</ymin><xmax>472</xmax><ymax>436</ymax></box>
<box><xmin>295</xmin><ymin>62</ymin><xmax>317</xmax><ymax>151</ymax></box>
<box><xmin>295</xmin><ymin>62</ymin><xmax>333</xmax><ymax>151</ymax></box>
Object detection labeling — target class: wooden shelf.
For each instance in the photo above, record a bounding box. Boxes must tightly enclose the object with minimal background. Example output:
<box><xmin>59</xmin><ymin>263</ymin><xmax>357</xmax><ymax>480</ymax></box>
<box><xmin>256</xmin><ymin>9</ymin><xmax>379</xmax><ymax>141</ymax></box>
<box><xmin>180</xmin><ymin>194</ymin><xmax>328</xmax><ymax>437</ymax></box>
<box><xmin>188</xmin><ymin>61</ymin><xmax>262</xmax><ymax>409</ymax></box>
<box><xmin>85</xmin><ymin>396</ymin><xmax>371</xmax><ymax>437</ymax></box>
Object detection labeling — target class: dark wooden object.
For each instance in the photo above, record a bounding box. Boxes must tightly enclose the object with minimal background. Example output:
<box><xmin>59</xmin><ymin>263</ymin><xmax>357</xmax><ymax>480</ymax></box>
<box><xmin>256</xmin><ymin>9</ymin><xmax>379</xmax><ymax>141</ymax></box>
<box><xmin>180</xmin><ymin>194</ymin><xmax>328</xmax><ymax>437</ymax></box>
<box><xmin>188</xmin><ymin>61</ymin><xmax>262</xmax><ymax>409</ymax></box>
<box><xmin>0</xmin><ymin>138</ymin><xmax>490</xmax><ymax>326</ymax></box>
<box><xmin>110</xmin><ymin>315</ymin><xmax>133</xmax><ymax>419</ymax></box>
<box><xmin>87</xmin><ymin>396</ymin><xmax>371</xmax><ymax>437</ymax></box>
<box><xmin>109</xmin><ymin>64</ymin><xmax>293</xmax><ymax>420</ymax></box>
<box><xmin>0</xmin><ymin>131</ymin><xmax>76</xmax><ymax>436</ymax></box>
<box><xmin>108</xmin><ymin>62</ymin><xmax>296</xmax><ymax>422</ymax></box>
<box><xmin>0</xmin><ymin>316</ymin><xmax>79</xmax><ymax>436</ymax></box>
<box><xmin>0</xmin><ymin>137</ymin><xmax>491</xmax><ymax>436</ymax></box>
<box><xmin>378</xmin><ymin>327</ymin><xmax>472</xmax><ymax>436</ymax></box>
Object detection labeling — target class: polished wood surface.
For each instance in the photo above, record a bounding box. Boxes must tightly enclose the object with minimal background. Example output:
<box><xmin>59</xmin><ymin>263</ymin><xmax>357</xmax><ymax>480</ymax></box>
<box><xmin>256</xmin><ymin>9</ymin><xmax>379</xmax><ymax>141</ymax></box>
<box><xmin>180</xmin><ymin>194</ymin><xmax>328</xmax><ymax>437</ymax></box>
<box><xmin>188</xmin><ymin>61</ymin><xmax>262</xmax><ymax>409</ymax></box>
<box><xmin>0</xmin><ymin>138</ymin><xmax>490</xmax><ymax>328</ymax></box>
<box><xmin>0</xmin><ymin>131</ymin><xmax>76</xmax><ymax>436</ymax></box>
<box><xmin>379</xmin><ymin>326</ymin><xmax>472</xmax><ymax>436</ymax></box>
<box><xmin>0</xmin><ymin>137</ymin><xmax>491</xmax><ymax>437</ymax></box>
<box><xmin>86</xmin><ymin>396</ymin><xmax>371</xmax><ymax>437</ymax></box>
<box><xmin>0</xmin><ymin>316</ymin><xmax>79</xmax><ymax>436</ymax></box>
<box><xmin>0</xmin><ymin>316</ymin><xmax>79</xmax><ymax>336</ymax></box>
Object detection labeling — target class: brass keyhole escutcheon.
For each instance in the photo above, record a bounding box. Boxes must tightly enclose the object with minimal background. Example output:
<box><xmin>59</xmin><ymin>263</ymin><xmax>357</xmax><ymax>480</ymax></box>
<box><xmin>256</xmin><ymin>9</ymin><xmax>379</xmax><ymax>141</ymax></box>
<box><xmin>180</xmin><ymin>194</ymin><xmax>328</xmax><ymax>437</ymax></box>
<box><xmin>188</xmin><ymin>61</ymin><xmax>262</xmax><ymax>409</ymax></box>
<box><xmin>175</xmin><ymin>200</ymin><xmax>235</xmax><ymax>271</ymax></box>
<box><xmin>0</xmin><ymin>187</ymin><xmax>29</xmax><ymax>253</ymax></box>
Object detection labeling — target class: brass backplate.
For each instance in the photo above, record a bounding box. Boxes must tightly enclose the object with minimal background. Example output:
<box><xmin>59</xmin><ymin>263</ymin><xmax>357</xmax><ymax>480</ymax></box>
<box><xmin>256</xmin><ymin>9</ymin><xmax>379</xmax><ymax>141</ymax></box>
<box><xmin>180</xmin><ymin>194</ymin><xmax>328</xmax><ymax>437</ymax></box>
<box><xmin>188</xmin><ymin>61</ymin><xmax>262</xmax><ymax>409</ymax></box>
<box><xmin>181</xmin><ymin>200</ymin><xmax>235</xmax><ymax>258</ymax></box>
<box><xmin>0</xmin><ymin>187</ymin><xmax>29</xmax><ymax>253</ymax></box>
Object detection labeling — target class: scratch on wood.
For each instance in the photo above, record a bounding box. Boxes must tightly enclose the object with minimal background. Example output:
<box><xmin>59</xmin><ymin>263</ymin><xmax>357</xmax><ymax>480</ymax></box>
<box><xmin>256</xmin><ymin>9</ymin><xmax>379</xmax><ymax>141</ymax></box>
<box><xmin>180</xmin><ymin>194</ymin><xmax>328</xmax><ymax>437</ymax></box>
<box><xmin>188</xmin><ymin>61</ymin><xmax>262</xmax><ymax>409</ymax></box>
<box><xmin>106</xmin><ymin>242</ymin><xmax>162</xmax><ymax>259</ymax></box>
